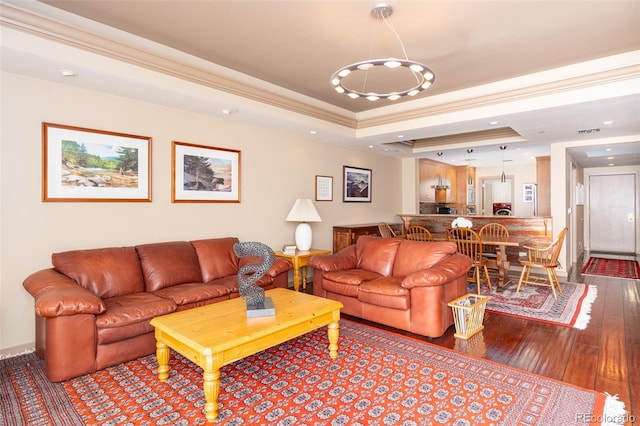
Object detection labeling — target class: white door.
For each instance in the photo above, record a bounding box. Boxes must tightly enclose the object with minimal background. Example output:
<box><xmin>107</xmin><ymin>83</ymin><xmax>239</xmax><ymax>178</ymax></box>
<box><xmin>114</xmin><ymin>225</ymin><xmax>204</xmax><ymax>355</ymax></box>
<box><xmin>588</xmin><ymin>174</ymin><xmax>636</xmax><ymax>253</ymax></box>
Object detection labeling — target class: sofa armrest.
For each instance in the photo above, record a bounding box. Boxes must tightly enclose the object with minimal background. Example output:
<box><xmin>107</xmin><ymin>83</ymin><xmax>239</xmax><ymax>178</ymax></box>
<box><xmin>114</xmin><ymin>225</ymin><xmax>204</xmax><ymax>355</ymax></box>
<box><xmin>23</xmin><ymin>269</ymin><xmax>106</xmax><ymax>317</ymax></box>
<box><xmin>309</xmin><ymin>245</ymin><xmax>357</xmax><ymax>271</ymax></box>
<box><xmin>401</xmin><ymin>254</ymin><xmax>472</xmax><ymax>289</ymax></box>
<box><xmin>266</xmin><ymin>258</ymin><xmax>293</xmax><ymax>277</ymax></box>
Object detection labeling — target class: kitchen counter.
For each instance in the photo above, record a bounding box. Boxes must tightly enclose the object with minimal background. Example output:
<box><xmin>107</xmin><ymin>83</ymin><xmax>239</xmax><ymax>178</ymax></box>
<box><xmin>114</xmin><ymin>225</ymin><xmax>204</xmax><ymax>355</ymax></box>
<box><xmin>398</xmin><ymin>214</ymin><xmax>553</xmax><ymax>261</ymax></box>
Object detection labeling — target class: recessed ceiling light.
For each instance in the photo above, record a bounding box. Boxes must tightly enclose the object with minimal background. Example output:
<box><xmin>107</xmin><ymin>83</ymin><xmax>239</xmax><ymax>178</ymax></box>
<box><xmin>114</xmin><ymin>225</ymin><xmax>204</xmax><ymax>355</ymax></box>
<box><xmin>489</xmin><ymin>121</ymin><xmax>499</xmax><ymax>125</ymax></box>
<box><xmin>605</xmin><ymin>148</ymin><xmax>612</xmax><ymax>152</ymax></box>
<box><xmin>607</xmin><ymin>156</ymin><xmax>614</xmax><ymax>160</ymax></box>
<box><xmin>603</xmin><ymin>120</ymin><xmax>614</xmax><ymax>125</ymax></box>
<box><xmin>309</xmin><ymin>130</ymin><xmax>318</xmax><ymax>135</ymax></box>
<box><xmin>221</xmin><ymin>108</ymin><xmax>238</xmax><ymax>115</ymax></box>
<box><xmin>608</xmin><ymin>163</ymin><xmax>615</xmax><ymax>166</ymax></box>
<box><xmin>60</xmin><ymin>70</ymin><xmax>77</xmax><ymax>77</ymax></box>
<box><xmin>368</xmin><ymin>145</ymin><xmax>374</xmax><ymax>149</ymax></box>
<box><xmin>397</xmin><ymin>134</ymin><xmax>404</xmax><ymax>138</ymax></box>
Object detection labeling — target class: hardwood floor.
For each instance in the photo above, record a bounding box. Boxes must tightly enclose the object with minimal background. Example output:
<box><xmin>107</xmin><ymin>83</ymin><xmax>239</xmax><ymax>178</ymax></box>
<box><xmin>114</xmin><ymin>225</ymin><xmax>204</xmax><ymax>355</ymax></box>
<box><xmin>306</xmin><ymin>257</ymin><xmax>639</xmax><ymax>423</ymax></box>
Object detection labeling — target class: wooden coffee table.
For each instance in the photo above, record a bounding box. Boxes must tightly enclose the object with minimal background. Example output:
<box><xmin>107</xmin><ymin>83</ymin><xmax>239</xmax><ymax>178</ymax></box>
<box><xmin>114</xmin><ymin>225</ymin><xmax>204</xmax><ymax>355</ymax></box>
<box><xmin>150</xmin><ymin>288</ymin><xmax>343</xmax><ymax>422</ymax></box>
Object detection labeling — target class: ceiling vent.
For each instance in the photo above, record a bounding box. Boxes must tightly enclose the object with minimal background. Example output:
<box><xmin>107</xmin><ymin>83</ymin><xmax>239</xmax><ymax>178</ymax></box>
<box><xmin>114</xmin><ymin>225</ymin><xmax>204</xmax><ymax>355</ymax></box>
<box><xmin>577</xmin><ymin>128</ymin><xmax>600</xmax><ymax>134</ymax></box>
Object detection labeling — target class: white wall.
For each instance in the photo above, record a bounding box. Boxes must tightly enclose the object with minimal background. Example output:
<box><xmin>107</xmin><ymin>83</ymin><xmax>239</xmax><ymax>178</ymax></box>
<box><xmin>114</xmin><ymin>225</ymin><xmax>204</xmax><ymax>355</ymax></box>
<box><xmin>0</xmin><ymin>72</ymin><xmax>402</xmax><ymax>352</ymax></box>
<box><xmin>475</xmin><ymin>163</ymin><xmax>537</xmax><ymax>216</ymax></box>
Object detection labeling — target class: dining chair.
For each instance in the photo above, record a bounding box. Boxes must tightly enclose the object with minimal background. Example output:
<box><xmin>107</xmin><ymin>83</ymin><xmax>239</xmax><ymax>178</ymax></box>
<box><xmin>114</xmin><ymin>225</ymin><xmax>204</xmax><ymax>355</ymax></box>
<box><xmin>516</xmin><ymin>227</ymin><xmax>568</xmax><ymax>299</ymax></box>
<box><xmin>405</xmin><ymin>225</ymin><xmax>433</xmax><ymax>241</ymax></box>
<box><xmin>378</xmin><ymin>222</ymin><xmax>397</xmax><ymax>238</ymax></box>
<box><xmin>478</xmin><ymin>222</ymin><xmax>510</xmax><ymax>261</ymax></box>
<box><xmin>447</xmin><ymin>227</ymin><xmax>492</xmax><ymax>294</ymax></box>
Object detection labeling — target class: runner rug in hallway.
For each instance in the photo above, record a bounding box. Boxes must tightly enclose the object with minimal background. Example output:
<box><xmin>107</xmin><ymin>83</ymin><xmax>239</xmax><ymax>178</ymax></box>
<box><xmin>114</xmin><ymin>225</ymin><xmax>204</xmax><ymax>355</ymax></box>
<box><xmin>1</xmin><ymin>320</ymin><xmax>627</xmax><ymax>425</ymax></box>
<box><xmin>581</xmin><ymin>256</ymin><xmax>640</xmax><ymax>280</ymax></box>
<box><xmin>471</xmin><ymin>281</ymin><xmax>597</xmax><ymax>329</ymax></box>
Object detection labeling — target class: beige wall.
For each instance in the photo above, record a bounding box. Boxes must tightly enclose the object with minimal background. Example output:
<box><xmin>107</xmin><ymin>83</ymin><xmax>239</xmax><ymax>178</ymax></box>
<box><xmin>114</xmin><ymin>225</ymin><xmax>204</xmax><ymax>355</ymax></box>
<box><xmin>0</xmin><ymin>72</ymin><xmax>402</xmax><ymax>352</ymax></box>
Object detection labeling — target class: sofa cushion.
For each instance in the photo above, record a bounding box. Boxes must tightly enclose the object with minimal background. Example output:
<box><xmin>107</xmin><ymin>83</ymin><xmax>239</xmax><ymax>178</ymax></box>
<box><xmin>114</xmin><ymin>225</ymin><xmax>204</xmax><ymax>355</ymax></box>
<box><xmin>355</xmin><ymin>236</ymin><xmax>401</xmax><ymax>276</ymax></box>
<box><xmin>210</xmin><ymin>274</ymin><xmax>273</xmax><ymax>294</ymax></box>
<box><xmin>96</xmin><ymin>292</ymin><xmax>176</xmax><ymax>330</ymax></box>
<box><xmin>152</xmin><ymin>282</ymin><xmax>230</xmax><ymax>306</ymax></box>
<box><xmin>322</xmin><ymin>269</ymin><xmax>384</xmax><ymax>297</ymax></box>
<box><xmin>52</xmin><ymin>247</ymin><xmax>144</xmax><ymax>299</ymax></box>
<box><xmin>358</xmin><ymin>277</ymin><xmax>410</xmax><ymax>310</ymax></box>
<box><xmin>191</xmin><ymin>238</ymin><xmax>240</xmax><ymax>282</ymax></box>
<box><xmin>96</xmin><ymin>292</ymin><xmax>176</xmax><ymax>345</ymax></box>
<box><xmin>392</xmin><ymin>241</ymin><xmax>458</xmax><ymax>277</ymax></box>
<box><xmin>136</xmin><ymin>241</ymin><xmax>202</xmax><ymax>292</ymax></box>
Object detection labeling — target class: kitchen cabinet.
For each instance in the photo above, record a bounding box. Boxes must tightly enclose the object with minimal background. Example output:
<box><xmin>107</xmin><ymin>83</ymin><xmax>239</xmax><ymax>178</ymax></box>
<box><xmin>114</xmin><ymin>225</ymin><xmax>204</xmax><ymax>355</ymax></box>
<box><xmin>332</xmin><ymin>223</ymin><xmax>403</xmax><ymax>253</ymax></box>
<box><xmin>419</xmin><ymin>159</ymin><xmax>456</xmax><ymax>203</ymax></box>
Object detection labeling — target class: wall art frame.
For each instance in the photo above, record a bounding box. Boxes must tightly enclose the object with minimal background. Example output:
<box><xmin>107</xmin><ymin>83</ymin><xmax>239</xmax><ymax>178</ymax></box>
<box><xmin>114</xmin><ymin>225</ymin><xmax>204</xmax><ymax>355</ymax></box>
<box><xmin>343</xmin><ymin>166</ymin><xmax>372</xmax><ymax>202</ymax></box>
<box><xmin>42</xmin><ymin>122</ymin><xmax>151</xmax><ymax>202</ymax></box>
<box><xmin>315</xmin><ymin>175</ymin><xmax>333</xmax><ymax>201</ymax></box>
<box><xmin>172</xmin><ymin>141</ymin><xmax>241</xmax><ymax>203</ymax></box>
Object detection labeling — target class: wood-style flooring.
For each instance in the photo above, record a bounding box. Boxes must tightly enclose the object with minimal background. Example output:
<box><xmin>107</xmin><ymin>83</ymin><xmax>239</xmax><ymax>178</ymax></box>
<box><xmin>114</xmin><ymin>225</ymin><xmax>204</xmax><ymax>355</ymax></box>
<box><xmin>307</xmin><ymin>256</ymin><xmax>639</xmax><ymax>424</ymax></box>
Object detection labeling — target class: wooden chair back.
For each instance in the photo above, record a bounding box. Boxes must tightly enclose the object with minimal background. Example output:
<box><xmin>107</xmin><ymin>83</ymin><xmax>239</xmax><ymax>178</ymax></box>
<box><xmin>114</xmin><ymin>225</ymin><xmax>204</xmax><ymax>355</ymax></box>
<box><xmin>446</xmin><ymin>227</ymin><xmax>484</xmax><ymax>263</ymax></box>
<box><xmin>517</xmin><ymin>227</ymin><xmax>568</xmax><ymax>298</ymax></box>
<box><xmin>478</xmin><ymin>223</ymin><xmax>509</xmax><ymax>256</ymax></box>
<box><xmin>447</xmin><ymin>227</ymin><xmax>492</xmax><ymax>292</ymax></box>
<box><xmin>405</xmin><ymin>225</ymin><xmax>433</xmax><ymax>241</ymax></box>
<box><xmin>378</xmin><ymin>222</ymin><xmax>397</xmax><ymax>238</ymax></box>
<box><xmin>479</xmin><ymin>223</ymin><xmax>509</xmax><ymax>239</ymax></box>
<box><xmin>522</xmin><ymin>227</ymin><xmax>567</xmax><ymax>267</ymax></box>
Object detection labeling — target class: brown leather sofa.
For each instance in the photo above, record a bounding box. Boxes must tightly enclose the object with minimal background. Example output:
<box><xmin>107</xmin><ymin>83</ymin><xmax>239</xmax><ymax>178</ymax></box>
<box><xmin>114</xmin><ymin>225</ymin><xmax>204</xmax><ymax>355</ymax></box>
<box><xmin>309</xmin><ymin>236</ymin><xmax>472</xmax><ymax>338</ymax></box>
<box><xmin>23</xmin><ymin>237</ymin><xmax>292</xmax><ymax>382</ymax></box>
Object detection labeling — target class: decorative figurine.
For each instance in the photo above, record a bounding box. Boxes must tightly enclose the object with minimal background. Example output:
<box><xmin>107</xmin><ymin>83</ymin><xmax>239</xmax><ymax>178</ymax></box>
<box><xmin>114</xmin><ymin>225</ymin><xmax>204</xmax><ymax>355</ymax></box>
<box><xmin>233</xmin><ymin>241</ymin><xmax>276</xmax><ymax>317</ymax></box>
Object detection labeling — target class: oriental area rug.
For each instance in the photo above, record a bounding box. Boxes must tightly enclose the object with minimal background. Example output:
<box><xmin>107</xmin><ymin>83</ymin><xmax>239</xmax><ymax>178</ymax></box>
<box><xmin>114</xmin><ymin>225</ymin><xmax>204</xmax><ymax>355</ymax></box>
<box><xmin>2</xmin><ymin>320</ymin><xmax>627</xmax><ymax>425</ymax></box>
<box><xmin>471</xmin><ymin>281</ymin><xmax>597</xmax><ymax>330</ymax></box>
<box><xmin>581</xmin><ymin>256</ymin><xmax>640</xmax><ymax>280</ymax></box>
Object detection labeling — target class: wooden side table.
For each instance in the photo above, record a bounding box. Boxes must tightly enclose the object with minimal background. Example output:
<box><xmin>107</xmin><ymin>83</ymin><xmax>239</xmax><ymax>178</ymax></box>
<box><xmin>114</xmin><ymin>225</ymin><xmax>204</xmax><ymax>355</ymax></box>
<box><xmin>274</xmin><ymin>248</ymin><xmax>332</xmax><ymax>291</ymax></box>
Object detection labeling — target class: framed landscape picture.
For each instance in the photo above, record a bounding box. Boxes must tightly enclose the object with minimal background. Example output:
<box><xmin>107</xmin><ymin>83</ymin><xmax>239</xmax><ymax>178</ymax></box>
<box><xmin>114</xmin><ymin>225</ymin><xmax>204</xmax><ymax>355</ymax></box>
<box><xmin>172</xmin><ymin>141</ymin><xmax>241</xmax><ymax>203</ymax></box>
<box><xmin>343</xmin><ymin>166</ymin><xmax>371</xmax><ymax>202</ymax></box>
<box><xmin>42</xmin><ymin>122</ymin><xmax>151</xmax><ymax>202</ymax></box>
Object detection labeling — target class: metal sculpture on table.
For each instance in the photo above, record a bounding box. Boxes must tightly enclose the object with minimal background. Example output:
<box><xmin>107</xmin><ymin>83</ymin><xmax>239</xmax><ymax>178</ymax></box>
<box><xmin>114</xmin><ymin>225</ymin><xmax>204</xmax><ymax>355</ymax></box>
<box><xmin>233</xmin><ymin>241</ymin><xmax>276</xmax><ymax>317</ymax></box>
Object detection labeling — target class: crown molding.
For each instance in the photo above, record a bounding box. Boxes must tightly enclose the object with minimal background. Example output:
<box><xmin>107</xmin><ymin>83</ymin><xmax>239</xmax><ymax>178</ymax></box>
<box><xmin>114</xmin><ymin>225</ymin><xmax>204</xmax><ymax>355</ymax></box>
<box><xmin>357</xmin><ymin>64</ymin><xmax>639</xmax><ymax>129</ymax></box>
<box><xmin>0</xmin><ymin>3</ymin><xmax>355</xmax><ymax>128</ymax></box>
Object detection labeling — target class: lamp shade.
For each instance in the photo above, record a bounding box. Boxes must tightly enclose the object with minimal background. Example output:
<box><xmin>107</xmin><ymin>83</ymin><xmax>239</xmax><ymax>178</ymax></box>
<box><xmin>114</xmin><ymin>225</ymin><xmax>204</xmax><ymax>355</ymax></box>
<box><xmin>285</xmin><ymin>199</ymin><xmax>322</xmax><ymax>223</ymax></box>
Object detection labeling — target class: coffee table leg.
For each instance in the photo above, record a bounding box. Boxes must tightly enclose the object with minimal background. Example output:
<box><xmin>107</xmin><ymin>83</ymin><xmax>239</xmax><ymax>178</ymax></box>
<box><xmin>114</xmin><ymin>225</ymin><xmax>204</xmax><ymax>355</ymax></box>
<box><xmin>327</xmin><ymin>321</ymin><xmax>339</xmax><ymax>359</ymax></box>
<box><xmin>203</xmin><ymin>358</ymin><xmax>222</xmax><ymax>422</ymax></box>
<box><xmin>156</xmin><ymin>341</ymin><xmax>170</xmax><ymax>382</ymax></box>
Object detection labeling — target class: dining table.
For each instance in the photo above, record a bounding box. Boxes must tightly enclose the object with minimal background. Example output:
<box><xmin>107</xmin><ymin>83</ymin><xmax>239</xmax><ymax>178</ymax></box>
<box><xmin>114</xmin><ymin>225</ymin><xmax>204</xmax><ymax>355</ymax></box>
<box><xmin>475</xmin><ymin>234</ymin><xmax>522</xmax><ymax>290</ymax></box>
<box><xmin>430</xmin><ymin>232</ymin><xmax>538</xmax><ymax>291</ymax></box>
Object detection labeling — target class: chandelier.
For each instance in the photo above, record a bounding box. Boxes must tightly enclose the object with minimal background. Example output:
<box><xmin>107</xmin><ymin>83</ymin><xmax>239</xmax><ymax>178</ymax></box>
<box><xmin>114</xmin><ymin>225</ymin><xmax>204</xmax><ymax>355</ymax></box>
<box><xmin>330</xmin><ymin>3</ymin><xmax>435</xmax><ymax>101</ymax></box>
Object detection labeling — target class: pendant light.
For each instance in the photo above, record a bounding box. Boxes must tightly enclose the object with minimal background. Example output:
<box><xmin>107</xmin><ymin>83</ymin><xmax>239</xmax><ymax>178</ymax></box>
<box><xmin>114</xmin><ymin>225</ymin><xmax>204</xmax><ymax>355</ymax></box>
<box><xmin>500</xmin><ymin>146</ymin><xmax>507</xmax><ymax>183</ymax></box>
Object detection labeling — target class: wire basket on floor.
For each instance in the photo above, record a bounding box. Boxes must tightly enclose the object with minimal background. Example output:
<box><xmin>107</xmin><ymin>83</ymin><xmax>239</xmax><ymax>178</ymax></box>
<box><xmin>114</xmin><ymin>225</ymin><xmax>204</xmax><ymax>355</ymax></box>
<box><xmin>447</xmin><ymin>293</ymin><xmax>490</xmax><ymax>339</ymax></box>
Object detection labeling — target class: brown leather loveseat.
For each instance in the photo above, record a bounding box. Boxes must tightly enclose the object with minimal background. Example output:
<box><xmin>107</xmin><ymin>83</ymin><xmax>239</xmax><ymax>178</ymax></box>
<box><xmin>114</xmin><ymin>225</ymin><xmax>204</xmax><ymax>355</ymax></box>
<box><xmin>309</xmin><ymin>236</ymin><xmax>472</xmax><ymax>338</ymax></box>
<box><xmin>23</xmin><ymin>237</ymin><xmax>292</xmax><ymax>382</ymax></box>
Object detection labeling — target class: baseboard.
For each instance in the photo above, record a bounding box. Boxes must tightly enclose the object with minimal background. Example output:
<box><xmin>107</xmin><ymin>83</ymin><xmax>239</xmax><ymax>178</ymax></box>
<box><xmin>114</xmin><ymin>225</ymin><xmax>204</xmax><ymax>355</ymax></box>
<box><xmin>0</xmin><ymin>343</ymin><xmax>35</xmax><ymax>360</ymax></box>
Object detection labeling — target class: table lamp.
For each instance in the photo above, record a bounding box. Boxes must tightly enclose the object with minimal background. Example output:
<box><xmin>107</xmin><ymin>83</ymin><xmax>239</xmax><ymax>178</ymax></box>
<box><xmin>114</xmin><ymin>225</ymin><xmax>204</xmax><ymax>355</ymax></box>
<box><xmin>285</xmin><ymin>198</ymin><xmax>322</xmax><ymax>251</ymax></box>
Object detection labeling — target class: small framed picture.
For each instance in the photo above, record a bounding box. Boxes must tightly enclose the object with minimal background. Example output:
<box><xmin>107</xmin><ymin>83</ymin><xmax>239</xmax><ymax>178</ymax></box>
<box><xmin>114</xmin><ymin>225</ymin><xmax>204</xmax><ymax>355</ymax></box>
<box><xmin>343</xmin><ymin>166</ymin><xmax>371</xmax><ymax>202</ymax></box>
<box><xmin>172</xmin><ymin>141</ymin><xmax>241</xmax><ymax>203</ymax></box>
<box><xmin>315</xmin><ymin>175</ymin><xmax>333</xmax><ymax>201</ymax></box>
<box><xmin>523</xmin><ymin>183</ymin><xmax>535</xmax><ymax>202</ymax></box>
<box><xmin>42</xmin><ymin>122</ymin><xmax>151</xmax><ymax>202</ymax></box>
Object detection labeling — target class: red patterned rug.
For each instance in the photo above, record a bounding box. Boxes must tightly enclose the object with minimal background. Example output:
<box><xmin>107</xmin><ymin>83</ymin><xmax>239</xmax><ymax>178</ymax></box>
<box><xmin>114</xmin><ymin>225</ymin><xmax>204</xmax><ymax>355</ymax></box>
<box><xmin>581</xmin><ymin>257</ymin><xmax>640</xmax><ymax>280</ymax></box>
<box><xmin>0</xmin><ymin>351</ymin><xmax>84</xmax><ymax>425</ymax></box>
<box><xmin>1</xmin><ymin>320</ymin><xmax>627</xmax><ymax>425</ymax></box>
<box><xmin>472</xmin><ymin>281</ymin><xmax>597</xmax><ymax>329</ymax></box>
